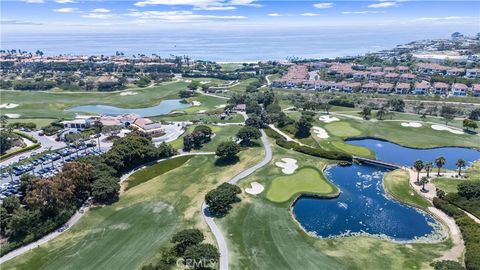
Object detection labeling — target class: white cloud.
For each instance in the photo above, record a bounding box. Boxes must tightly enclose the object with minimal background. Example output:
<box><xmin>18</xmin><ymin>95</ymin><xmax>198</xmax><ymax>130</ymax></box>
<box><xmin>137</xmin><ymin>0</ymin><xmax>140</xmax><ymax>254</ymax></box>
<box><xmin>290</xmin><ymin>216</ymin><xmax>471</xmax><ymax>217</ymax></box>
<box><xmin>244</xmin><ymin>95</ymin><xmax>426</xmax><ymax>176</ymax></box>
<box><xmin>134</xmin><ymin>0</ymin><xmax>260</xmax><ymax>8</ymax></box>
<box><xmin>193</xmin><ymin>6</ymin><xmax>236</xmax><ymax>10</ymax></box>
<box><xmin>53</xmin><ymin>7</ymin><xmax>78</xmax><ymax>13</ymax></box>
<box><xmin>91</xmin><ymin>8</ymin><xmax>111</xmax><ymax>13</ymax></box>
<box><xmin>1</xmin><ymin>19</ymin><xmax>42</xmax><ymax>25</ymax></box>
<box><xmin>55</xmin><ymin>0</ymin><xmax>75</xmax><ymax>3</ymax></box>
<box><xmin>23</xmin><ymin>0</ymin><xmax>44</xmax><ymax>3</ymax></box>
<box><xmin>313</xmin><ymin>3</ymin><xmax>333</xmax><ymax>9</ymax></box>
<box><xmin>368</xmin><ymin>2</ymin><xmax>397</xmax><ymax>8</ymax></box>
<box><xmin>268</xmin><ymin>13</ymin><xmax>282</xmax><ymax>17</ymax></box>
<box><xmin>411</xmin><ymin>16</ymin><xmax>476</xmax><ymax>22</ymax></box>
<box><xmin>83</xmin><ymin>13</ymin><xmax>115</xmax><ymax>19</ymax></box>
<box><xmin>342</xmin><ymin>11</ymin><xmax>385</xmax><ymax>14</ymax></box>
<box><xmin>126</xmin><ymin>10</ymin><xmax>246</xmax><ymax>22</ymax></box>
<box><xmin>301</xmin><ymin>13</ymin><xmax>319</xmax><ymax>16</ymax></box>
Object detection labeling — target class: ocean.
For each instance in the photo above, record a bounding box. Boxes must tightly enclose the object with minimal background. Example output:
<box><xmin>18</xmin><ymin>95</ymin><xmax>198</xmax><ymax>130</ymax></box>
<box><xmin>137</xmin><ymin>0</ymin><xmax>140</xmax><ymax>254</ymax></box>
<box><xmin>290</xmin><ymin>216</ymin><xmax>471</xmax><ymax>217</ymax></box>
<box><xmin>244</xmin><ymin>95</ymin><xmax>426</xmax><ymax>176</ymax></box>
<box><xmin>0</xmin><ymin>27</ymin><xmax>471</xmax><ymax>62</ymax></box>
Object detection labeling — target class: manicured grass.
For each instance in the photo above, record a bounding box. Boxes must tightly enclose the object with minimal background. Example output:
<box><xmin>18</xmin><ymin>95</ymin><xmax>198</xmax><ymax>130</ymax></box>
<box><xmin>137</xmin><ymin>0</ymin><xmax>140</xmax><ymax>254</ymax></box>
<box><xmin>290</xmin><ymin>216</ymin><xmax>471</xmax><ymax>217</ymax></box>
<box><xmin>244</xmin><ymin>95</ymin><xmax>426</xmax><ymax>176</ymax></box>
<box><xmin>219</xmin><ymin>63</ymin><xmax>243</xmax><ymax>71</ymax></box>
<box><xmin>324</xmin><ymin>122</ymin><xmax>362</xmax><ymax>137</ymax></box>
<box><xmin>383</xmin><ymin>169</ymin><xmax>431</xmax><ymax>210</ymax></box>
<box><xmin>151</xmin><ymin>112</ymin><xmax>243</xmax><ymax>124</ymax></box>
<box><xmin>432</xmin><ymin>178</ymin><xmax>464</xmax><ymax>194</ymax></box>
<box><xmin>6</xmin><ymin>118</ymin><xmax>55</xmax><ymax>129</ymax></box>
<box><xmin>266</xmin><ymin>167</ymin><xmax>336</xmax><ymax>203</ymax></box>
<box><xmin>331</xmin><ymin>141</ymin><xmax>374</xmax><ymax>158</ymax></box>
<box><xmin>3</xmin><ymin>148</ymin><xmax>264</xmax><ymax>270</ymax></box>
<box><xmin>126</xmin><ymin>155</ymin><xmax>192</xmax><ymax>190</ymax></box>
<box><xmin>168</xmin><ymin>124</ymin><xmax>242</xmax><ymax>152</ymax></box>
<box><xmin>183</xmin><ymin>94</ymin><xmax>226</xmax><ymax>113</ymax></box>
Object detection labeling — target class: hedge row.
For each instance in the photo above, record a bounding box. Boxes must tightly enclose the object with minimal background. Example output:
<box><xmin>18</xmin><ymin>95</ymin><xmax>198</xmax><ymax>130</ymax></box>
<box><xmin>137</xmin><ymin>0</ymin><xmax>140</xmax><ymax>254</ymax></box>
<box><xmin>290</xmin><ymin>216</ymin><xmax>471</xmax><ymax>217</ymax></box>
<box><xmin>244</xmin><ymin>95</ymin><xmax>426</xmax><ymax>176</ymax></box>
<box><xmin>265</xmin><ymin>128</ymin><xmax>352</xmax><ymax>161</ymax></box>
<box><xmin>12</xmin><ymin>130</ymin><xmax>39</xmax><ymax>143</ymax></box>
<box><xmin>433</xmin><ymin>198</ymin><xmax>480</xmax><ymax>270</ymax></box>
<box><xmin>0</xmin><ymin>143</ymin><xmax>41</xmax><ymax>161</ymax></box>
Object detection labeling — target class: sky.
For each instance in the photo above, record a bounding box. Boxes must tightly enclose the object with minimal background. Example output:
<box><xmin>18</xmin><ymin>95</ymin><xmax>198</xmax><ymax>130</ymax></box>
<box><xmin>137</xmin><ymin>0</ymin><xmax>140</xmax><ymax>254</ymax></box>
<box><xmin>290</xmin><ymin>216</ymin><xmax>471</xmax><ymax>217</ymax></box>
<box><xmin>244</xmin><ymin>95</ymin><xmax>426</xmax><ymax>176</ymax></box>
<box><xmin>1</xmin><ymin>0</ymin><xmax>480</xmax><ymax>33</ymax></box>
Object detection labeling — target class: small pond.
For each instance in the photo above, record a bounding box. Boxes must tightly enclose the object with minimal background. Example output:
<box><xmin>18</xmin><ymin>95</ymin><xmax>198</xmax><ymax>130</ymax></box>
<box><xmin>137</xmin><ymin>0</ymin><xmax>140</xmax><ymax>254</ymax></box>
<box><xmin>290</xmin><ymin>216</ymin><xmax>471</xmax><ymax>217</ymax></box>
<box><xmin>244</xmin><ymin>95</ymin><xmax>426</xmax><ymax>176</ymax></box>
<box><xmin>293</xmin><ymin>164</ymin><xmax>442</xmax><ymax>241</ymax></box>
<box><xmin>66</xmin><ymin>99</ymin><xmax>191</xmax><ymax>117</ymax></box>
<box><xmin>347</xmin><ymin>138</ymin><xmax>480</xmax><ymax>170</ymax></box>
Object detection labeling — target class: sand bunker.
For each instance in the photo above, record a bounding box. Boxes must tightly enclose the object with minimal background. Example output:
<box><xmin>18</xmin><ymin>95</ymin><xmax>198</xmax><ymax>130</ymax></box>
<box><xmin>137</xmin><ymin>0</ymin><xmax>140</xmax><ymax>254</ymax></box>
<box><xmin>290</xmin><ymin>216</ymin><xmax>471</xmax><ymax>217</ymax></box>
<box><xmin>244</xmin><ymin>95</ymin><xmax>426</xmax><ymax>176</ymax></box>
<box><xmin>192</xmin><ymin>101</ymin><xmax>201</xmax><ymax>106</ymax></box>
<box><xmin>216</xmin><ymin>104</ymin><xmax>227</xmax><ymax>109</ymax></box>
<box><xmin>431</xmin><ymin>125</ymin><xmax>464</xmax><ymax>135</ymax></box>
<box><xmin>312</xmin><ymin>126</ymin><xmax>329</xmax><ymax>139</ymax></box>
<box><xmin>275</xmin><ymin>158</ymin><xmax>298</xmax><ymax>174</ymax></box>
<box><xmin>5</xmin><ymin>114</ymin><xmax>20</xmax><ymax>118</ymax></box>
<box><xmin>120</xmin><ymin>91</ymin><xmax>138</xmax><ymax>96</ymax></box>
<box><xmin>0</xmin><ymin>103</ymin><xmax>19</xmax><ymax>109</ymax></box>
<box><xmin>401</xmin><ymin>122</ymin><xmax>422</xmax><ymax>128</ymax></box>
<box><xmin>245</xmin><ymin>182</ymin><xmax>264</xmax><ymax>195</ymax></box>
<box><xmin>184</xmin><ymin>80</ymin><xmax>192</xmax><ymax>83</ymax></box>
<box><xmin>197</xmin><ymin>110</ymin><xmax>207</xmax><ymax>113</ymax></box>
<box><xmin>200</xmin><ymin>81</ymin><xmax>210</xmax><ymax>84</ymax></box>
<box><xmin>319</xmin><ymin>115</ymin><xmax>340</xmax><ymax>123</ymax></box>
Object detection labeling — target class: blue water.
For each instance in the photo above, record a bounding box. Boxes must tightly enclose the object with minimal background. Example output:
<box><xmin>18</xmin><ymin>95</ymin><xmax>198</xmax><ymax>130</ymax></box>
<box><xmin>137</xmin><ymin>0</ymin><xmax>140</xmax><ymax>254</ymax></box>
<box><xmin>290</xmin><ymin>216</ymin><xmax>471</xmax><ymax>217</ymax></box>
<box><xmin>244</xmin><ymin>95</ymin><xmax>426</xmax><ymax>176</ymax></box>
<box><xmin>347</xmin><ymin>139</ymin><xmax>480</xmax><ymax>170</ymax></box>
<box><xmin>66</xmin><ymin>99</ymin><xmax>190</xmax><ymax>117</ymax></box>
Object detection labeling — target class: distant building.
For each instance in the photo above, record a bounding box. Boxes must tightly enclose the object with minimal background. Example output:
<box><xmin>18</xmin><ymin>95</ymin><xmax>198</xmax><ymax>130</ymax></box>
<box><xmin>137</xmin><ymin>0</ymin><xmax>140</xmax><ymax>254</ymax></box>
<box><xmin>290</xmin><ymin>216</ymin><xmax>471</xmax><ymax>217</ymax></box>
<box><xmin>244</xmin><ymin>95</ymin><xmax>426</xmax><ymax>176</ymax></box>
<box><xmin>361</xmin><ymin>82</ymin><xmax>379</xmax><ymax>93</ymax></box>
<box><xmin>451</xmin><ymin>83</ymin><xmax>468</xmax><ymax>96</ymax></box>
<box><xmin>432</xmin><ymin>82</ymin><xmax>449</xmax><ymax>95</ymax></box>
<box><xmin>472</xmin><ymin>84</ymin><xmax>480</xmax><ymax>97</ymax></box>
<box><xmin>399</xmin><ymin>73</ymin><xmax>416</xmax><ymax>83</ymax></box>
<box><xmin>377</xmin><ymin>83</ymin><xmax>394</xmax><ymax>94</ymax></box>
<box><xmin>395</xmin><ymin>83</ymin><xmax>411</xmax><ymax>94</ymax></box>
<box><xmin>131</xmin><ymin>118</ymin><xmax>164</xmax><ymax>136</ymax></box>
<box><xmin>466</xmin><ymin>68</ymin><xmax>480</xmax><ymax>78</ymax></box>
<box><xmin>414</xmin><ymin>81</ymin><xmax>430</xmax><ymax>95</ymax></box>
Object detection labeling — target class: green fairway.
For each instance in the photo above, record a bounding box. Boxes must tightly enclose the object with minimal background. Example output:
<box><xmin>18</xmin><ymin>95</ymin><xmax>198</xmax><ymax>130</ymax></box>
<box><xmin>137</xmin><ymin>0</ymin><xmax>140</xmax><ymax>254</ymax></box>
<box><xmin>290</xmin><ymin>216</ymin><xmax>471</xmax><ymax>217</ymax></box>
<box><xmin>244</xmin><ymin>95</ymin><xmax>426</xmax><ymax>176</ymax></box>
<box><xmin>2</xmin><ymin>148</ymin><xmax>264</xmax><ymax>270</ymax></box>
<box><xmin>6</xmin><ymin>118</ymin><xmax>55</xmax><ymax>129</ymax></box>
<box><xmin>383</xmin><ymin>169</ymin><xmax>431</xmax><ymax>210</ymax></box>
<box><xmin>324</xmin><ymin>122</ymin><xmax>362</xmax><ymax>137</ymax></box>
<box><xmin>168</xmin><ymin>124</ymin><xmax>242</xmax><ymax>152</ymax></box>
<box><xmin>331</xmin><ymin>141</ymin><xmax>374</xmax><ymax>158</ymax></box>
<box><xmin>151</xmin><ymin>112</ymin><xmax>243</xmax><ymax>124</ymax></box>
<box><xmin>266</xmin><ymin>167</ymin><xmax>337</xmax><ymax>203</ymax></box>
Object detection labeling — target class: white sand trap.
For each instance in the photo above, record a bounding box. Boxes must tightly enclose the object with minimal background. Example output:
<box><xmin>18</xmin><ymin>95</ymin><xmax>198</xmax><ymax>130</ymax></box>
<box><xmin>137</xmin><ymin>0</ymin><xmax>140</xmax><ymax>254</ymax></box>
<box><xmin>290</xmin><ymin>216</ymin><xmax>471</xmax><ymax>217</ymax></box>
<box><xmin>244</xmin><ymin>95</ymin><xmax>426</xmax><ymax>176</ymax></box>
<box><xmin>200</xmin><ymin>81</ymin><xmax>210</xmax><ymax>84</ymax></box>
<box><xmin>215</xmin><ymin>104</ymin><xmax>227</xmax><ymax>109</ymax></box>
<box><xmin>120</xmin><ymin>91</ymin><xmax>138</xmax><ymax>96</ymax></box>
<box><xmin>0</xmin><ymin>103</ymin><xmax>19</xmax><ymax>109</ymax></box>
<box><xmin>192</xmin><ymin>101</ymin><xmax>201</xmax><ymax>106</ymax></box>
<box><xmin>431</xmin><ymin>124</ymin><xmax>464</xmax><ymax>135</ymax></box>
<box><xmin>275</xmin><ymin>158</ymin><xmax>298</xmax><ymax>174</ymax></box>
<box><xmin>401</xmin><ymin>122</ymin><xmax>422</xmax><ymax>128</ymax></box>
<box><xmin>197</xmin><ymin>110</ymin><xmax>207</xmax><ymax>113</ymax></box>
<box><xmin>5</xmin><ymin>114</ymin><xmax>20</xmax><ymax>118</ymax></box>
<box><xmin>184</xmin><ymin>80</ymin><xmax>192</xmax><ymax>83</ymax></box>
<box><xmin>312</xmin><ymin>126</ymin><xmax>329</xmax><ymax>139</ymax></box>
<box><xmin>245</xmin><ymin>182</ymin><xmax>264</xmax><ymax>195</ymax></box>
<box><xmin>319</xmin><ymin>115</ymin><xmax>340</xmax><ymax>123</ymax></box>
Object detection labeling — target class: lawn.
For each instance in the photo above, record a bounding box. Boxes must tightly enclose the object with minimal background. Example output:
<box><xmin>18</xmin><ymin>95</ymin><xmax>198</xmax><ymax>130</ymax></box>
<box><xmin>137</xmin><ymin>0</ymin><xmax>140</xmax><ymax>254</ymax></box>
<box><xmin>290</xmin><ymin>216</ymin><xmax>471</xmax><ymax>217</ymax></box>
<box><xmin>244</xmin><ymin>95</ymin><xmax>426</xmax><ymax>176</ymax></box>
<box><xmin>324</xmin><ymin>122</ymin><xmax>362</xmax><ymax>137</ymax></box>
<box><xmin>432</xmin><ymin>161</ymin><xmax>480</xmax><ymax>194</ymax></box>
<box><xmin>383</xmin><ymin>169</ymin><xmax>431</xmax><ymax>210</ymax></box>
<box><xmin>168</xmin><ymin>124</ymin><xmax>242</xmax><ymax>152</ymax></box>
<box><xmin>266</xmin><ymin>167</ymin><xmax>337</xmax><ymax>203</ymax></box>
<box><xmin>6</xmin><ymin>118</ymin><xmax>56</xmax><ymax>129</ymax></box>
<box><xmin>151</xmin><ymin>112</ymin><xmax>243</xmax><ymax>124</ymax></box>
<box><xmin>3</xmin><ymin>148</ymin><xmax>264</xmax><ymax>270</ymax></box>
<box><xmin>330</xmin><ymin>141</ymin><xmax>374</xmax><ymax>158</ymax></box>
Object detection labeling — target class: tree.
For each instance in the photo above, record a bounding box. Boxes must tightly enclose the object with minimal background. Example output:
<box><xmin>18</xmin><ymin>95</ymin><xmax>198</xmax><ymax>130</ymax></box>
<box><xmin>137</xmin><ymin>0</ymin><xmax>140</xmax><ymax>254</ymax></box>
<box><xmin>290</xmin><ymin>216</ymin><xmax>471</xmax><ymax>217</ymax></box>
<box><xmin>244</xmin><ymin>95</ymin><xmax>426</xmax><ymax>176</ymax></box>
<box><xmin>0</xmin><ymin>131</ymin><xmax>12</xmax><ymax>155</ymax></box>
<box><xmin>193</xmin><ymin>125</ymin><xmax>213</xmax><ymax>139</ymax></box>
<box><xmin>2</xmin><ymin>196</ymin><xmax>20</xmax><ymax>214</ymax></box>
<box><xmin>360</xmin><ymin>106</ymin><xmax>372</xmax><ymax>120</ymax></box>
<box><xmin>236</xmin><ymin>126</ymin><xmax>261</xmax><ymax>145</ymax></box>
<box><xmin>183</xmin><ymin>243</ymin><xmax>219</xmax><ymax>270</ymax></box>
<box><xmin>463</xmin><ymin>119</ymin><xmax>478</xmax><ymax>131</ymax></box>
<box><xmin>245</xmin><ymin>116</ymin><xmax>264</xmax><ymax>129</ymax></box>
<box><xmin>295</xmin><ymin>115</ymin><xmax>312</xmax><ymax>138</ymax></box>
<box><xmin>413</xmin><ymin>160</ymin><xmax>424</xmax><ymax>184</ymax></box>
<box><xmin>456</xmin><ymin>159</ymin><xmax>465</xmax><ymax>176</ymax></box>
<box><xmin>440</xmin><ymin>105</ymin><xmax>457</xmax><ymax>125</ymax></box>
<box><xmin>420</xmin><ymin>176</ymin><xmax>429</xmax><ymax>192</ymax></box>
<box><xmin>376</xmin><ymin>107</ymin><xmax>386</xmax><ymax>120</ymax></box>
<box><xmin>91</xmin><ymin>176</ymin><xmax>120</xmax><ymax>203</ymax></box>
<box><xmin>322</xmin><ymin>102</ymin><xmax>332</xmax><ymax>114</ymax></box>
<box><xmin>387</xmin><ymin>97</ymin><xmax>405</xmax><ymax>112</ymax></box>
<box><xmin>187</xmin><ymin>81</ymin><xmax>200</xmax><ymax>90</ymax></box>
<box><xmin>425</xmin><ymin>161</ymin><xmax>433</xmax><ymax>178</ymax></box>
<box><xmin>430</xmin><ymin>260</ymin><xmax>465</xmax><ymax>270</ymax></box>
<box><xmin>93</xmin><ymin>120</ymin><xmax>103</xmax><ymax>151</ymax></box>
<box><xmin>215</xmin><ymin>141</ymin><xmax>240</xmax><ymax>160</ymax></box>
<box><xmin>457</xmin><ymin>181</ymin><xmax>480</xmax><ymax>199</ymax></box>
<box><xmin>205</xmin><ymin>183</ymin><xmax>241</xmax><ymax>216</ymax></box>
<box><xmin>171</xmin><ymin>229</ymin><xmax>204</xmax><ymax>255</ymax></box>
<box><xmin>468</xmin><ymin>108</ymin><xmax>480</xmax><ymax>120</ymax></box>
<box><xmin>435</xmin><ymin>156</ymin><xmax>446</xmax><ymax>176</ymax></box>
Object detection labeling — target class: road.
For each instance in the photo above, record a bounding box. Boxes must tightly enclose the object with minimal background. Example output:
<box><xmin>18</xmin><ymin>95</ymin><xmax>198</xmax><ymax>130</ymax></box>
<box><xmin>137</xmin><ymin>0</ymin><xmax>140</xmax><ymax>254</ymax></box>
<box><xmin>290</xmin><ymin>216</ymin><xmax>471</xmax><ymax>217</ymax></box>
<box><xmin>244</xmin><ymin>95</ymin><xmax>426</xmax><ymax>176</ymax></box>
<box><xmin>0</xmin><ymin>151</ymin><xmax>216</xmax><ymax>264</ymax></box>
<box><xmin>203</xmin><ymin>112</ymin><xmax>273</xmax><ymax>270</ymax></box>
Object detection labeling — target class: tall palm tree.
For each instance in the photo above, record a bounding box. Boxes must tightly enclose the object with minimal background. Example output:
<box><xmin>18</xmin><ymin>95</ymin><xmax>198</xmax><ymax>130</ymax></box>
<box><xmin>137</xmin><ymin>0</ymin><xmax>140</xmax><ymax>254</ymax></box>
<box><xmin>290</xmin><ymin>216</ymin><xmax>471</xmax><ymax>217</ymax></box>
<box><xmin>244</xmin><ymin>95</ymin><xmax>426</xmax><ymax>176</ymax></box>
<box><xmin>435</xmin><ymin>156</ymin><xmax>446</xmax><ymax>176</ymax></box>
<box><xmin>425</xmin><ymin>161</ymin><xmax>433</xmax><ymax>178</ymax></box>
<box><xmin>456</xmin><ymin>159</ymin><xmax>466</xmax><ymax>176</ymax></box>
<box><xmin>413</xmin><ymin>160</ymin><xmax>424</xmax><ymax>184</ymax></box>
<box><xmin>93</xmin><ymin>120</ymin><xmax>103</xmax><ymax>151</ymax></box>
<box><xmin>420</xmin><ymin>176</ymin><xmax>429</xmax><ymax>192</ymax></box>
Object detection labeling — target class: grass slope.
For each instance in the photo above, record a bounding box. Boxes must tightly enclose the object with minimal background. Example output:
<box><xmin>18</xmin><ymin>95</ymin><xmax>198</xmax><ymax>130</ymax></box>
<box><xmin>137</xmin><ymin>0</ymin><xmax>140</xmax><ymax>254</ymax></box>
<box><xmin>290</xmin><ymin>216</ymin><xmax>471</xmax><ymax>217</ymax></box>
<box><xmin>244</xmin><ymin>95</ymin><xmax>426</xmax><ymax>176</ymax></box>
<box><xmin>383</xmin><ymin>169</ymin><xmax>431</xmax><ymax>210</ymax></box>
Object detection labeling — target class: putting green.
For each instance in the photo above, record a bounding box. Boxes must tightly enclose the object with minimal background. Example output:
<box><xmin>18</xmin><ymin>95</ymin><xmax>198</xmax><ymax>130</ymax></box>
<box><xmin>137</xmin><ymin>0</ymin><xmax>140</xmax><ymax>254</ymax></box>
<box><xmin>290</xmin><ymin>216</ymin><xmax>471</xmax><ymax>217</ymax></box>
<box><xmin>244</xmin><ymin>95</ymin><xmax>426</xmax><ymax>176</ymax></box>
<box><xmin>266</xmin><ymin>167</ymin><xmax>336</xmax><ymax>203</ymax></box>
<box><xmin>324</xmin><ymin>122</ymin><xmax>361</xmax><ymax>137</ymax></box>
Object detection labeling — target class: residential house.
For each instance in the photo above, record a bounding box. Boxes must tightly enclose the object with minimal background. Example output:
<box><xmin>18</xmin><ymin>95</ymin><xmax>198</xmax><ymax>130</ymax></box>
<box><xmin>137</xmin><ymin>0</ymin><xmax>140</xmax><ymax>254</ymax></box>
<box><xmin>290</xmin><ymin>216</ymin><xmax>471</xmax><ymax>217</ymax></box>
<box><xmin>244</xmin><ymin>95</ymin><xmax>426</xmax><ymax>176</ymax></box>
<box><xmin>361</xmin><ymin>82</ymin><xmax>379</xmax><ymax>93</ymax></box>
<box><xmin>451</xmin><ymin>83</ymin><xmax>468</xmax><ymax>96</ymax></box>
<box><xmin>131</xmin><ymin>118</ymin><xmax>164</xmax><ymax>136</ymax></box>
<box><xmin>383</xmin><ymin>67</ymin><xmax>395</xmax><ymax>73</ymax></box>
<box><xmin>395</xmin><ymin>83</ymin><xmax>411</xmax><ymax>94</ymax></box>
<box><xmin>330</xmin><ymin>82</ymin><xmax>346</xmax><ymax>91</ymax></box>
<box><xmin>416</xmin><ymin>63</ymin><xmax>449</xmax><ymax>75</ymax></box>
<box><xmin>314</xmin><ymin>80</ymin><xmax>331</xmax><ymax>91</ymax></box>
<box><xmin>432</xmin><ymin>82</ymin><xmax>449</xmax><ymax>95</ymax></box>
<box><xmin>384</xmin><ymin>73</ymin><xmax>399</xmax><ymax>82</ymax></box>
<box><xmin>414</xmin><ymin>81</ymin><xmax>430</xmax><ymax>95</ymax></box>
<box><xmin>397</xmin><ymin>66</ymin><xmax>410</xmax><ymax>73</ymax></box>
<box><xmin>466</xmin><ymin>68</ymin><xmax>480</xmax><ymax>78</ymax></box>
<box><xmin>377</xmin><ymin>83</ymin><xmax>394</xmax><ymax>94</ymax></box>
<box><xmin>303</xmin><ymin>80</ymin><xmax>315</xmax><ymax>89</ymax></box>
<box><xmin>368</xmin><ymin>72</ymin><xmax>385</xmax><ymax>80</ymax></box>
<box><xmin>446</xmin><ymin>68</ymin><xmax>465</xmax><ymax>76</ymax></box>
<box><xmin>472</xmin><ymin>84</ymin><xmax>480</xmax><ymax>97</ymax></box>
<box><xmin>399</xmin><ymin>73</ymin><xmax>416</xmax><ymax>83</ymax></box>
<box><xmin>343</xmin><ymin>82</ymin><xmax>361</xmax><ymax>93</ymax></box>
<box><xmin>352</xmin><ymin>71</ymin><xmax>369</xmax><ymax>80</ymax></box>
<box><xmin>233</xmin><ymin>104</ymin><xmax>247</xmax><ymax>112</ymax></box>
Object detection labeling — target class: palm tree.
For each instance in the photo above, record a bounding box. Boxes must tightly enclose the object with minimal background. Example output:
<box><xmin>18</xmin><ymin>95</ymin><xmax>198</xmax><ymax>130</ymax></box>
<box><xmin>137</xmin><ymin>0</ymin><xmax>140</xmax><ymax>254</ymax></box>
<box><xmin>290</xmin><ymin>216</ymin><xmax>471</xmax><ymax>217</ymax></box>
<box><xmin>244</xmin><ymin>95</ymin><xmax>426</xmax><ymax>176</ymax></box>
<box><xmin>435</xmin><ymin>156</ymin><xmax>446</xmax><ymax>176</ymax></box>
<box><xmin>93</xmin><ymin>120</ymin><xmax>103</xmax><ymax>151</ymax></box>
<box><xmin>425</xmin><ymin>161</ymin><xmax>433</xmax><ymax>178</ymax></box>
<box><xmin>456</xmin><ymin>159</ymin><xmax>466</xmax><ymax>176</ymax></box>
<box><xmin>413</xmin><ymin>160</ymin><xmax>424</xmax><ymax>184</ymax></box>
<box><xmin>420</xmin><ymin>176</ymin><xmax>429</xmax><ymax>192</ymax></box>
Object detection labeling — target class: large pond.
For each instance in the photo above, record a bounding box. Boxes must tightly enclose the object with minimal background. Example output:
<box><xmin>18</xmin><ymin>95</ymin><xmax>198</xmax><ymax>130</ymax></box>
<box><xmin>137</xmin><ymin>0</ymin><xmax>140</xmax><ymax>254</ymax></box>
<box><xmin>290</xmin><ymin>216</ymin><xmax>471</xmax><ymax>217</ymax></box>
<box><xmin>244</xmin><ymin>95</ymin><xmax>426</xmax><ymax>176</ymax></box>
<box><xmin>66</xmin><ymin>99</ymin><xmax>191</xmax><ymax>117</ymax></box>
<box><xmin>293</xmin><ymin>164</ymin><xmax>442</xmax><ymax>241</ymax></box>
<box><xmin>347</xmin><ymin>138</ymin><xmax>480</xmax><ymax>169</ymax></box>
<box><xmin>292</xmin><ymin>139</ymin><xmax>479</xmax><ymax>241</ymax></box>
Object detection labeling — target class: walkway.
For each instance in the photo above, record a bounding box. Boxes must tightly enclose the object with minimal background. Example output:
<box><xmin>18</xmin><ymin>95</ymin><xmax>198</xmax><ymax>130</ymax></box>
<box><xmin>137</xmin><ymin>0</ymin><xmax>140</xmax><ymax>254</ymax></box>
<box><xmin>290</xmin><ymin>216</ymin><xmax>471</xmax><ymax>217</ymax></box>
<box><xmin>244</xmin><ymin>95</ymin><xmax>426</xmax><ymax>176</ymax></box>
<box><xmin>195</xmin><ymin>90</ymin><xmax>230</xmax><ymax>100</ymax></box>
<box><xmin>0</xmin><ymin>152</ymin><xmax>216</xmax><ymax>264</ymax></box>
<box><xmin>267</xmin><ymin>124</ymin><xmax>306</xmax><ymax>146</ymax></box>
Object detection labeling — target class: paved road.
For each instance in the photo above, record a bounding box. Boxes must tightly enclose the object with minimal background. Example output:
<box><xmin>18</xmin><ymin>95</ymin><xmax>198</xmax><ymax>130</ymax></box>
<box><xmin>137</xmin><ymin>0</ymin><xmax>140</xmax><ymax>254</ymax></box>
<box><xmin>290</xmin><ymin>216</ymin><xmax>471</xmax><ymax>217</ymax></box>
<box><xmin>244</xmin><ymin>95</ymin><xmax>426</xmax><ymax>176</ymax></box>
<box><xmin>203</xmin><ymin>112</ymin><xmax>273</xmax><ymax>270</ymax></box>
<box><xmin>0</xmin><ymin>151</ymin><xmax>216</xmax><ymax>264</ymax></box>
<box><xmin>195</xmin><ymin>90</ymin><xmax>230</xmax><ymax>100</ymax></box>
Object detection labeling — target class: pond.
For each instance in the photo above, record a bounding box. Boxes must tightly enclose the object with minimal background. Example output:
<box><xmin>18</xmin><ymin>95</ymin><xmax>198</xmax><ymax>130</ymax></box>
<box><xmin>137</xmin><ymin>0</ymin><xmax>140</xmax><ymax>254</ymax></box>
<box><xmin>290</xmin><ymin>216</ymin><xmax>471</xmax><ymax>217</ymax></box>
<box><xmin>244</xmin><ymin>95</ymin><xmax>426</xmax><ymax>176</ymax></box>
<box><xmin>66</xmin><ymin>99</ymin><xmax>191</xmax><ymax>117</ymax></box>
<box><xmin>292</xmin><ymin>164</ymin><xmax>442</xmax><ymax>241</ymax></box>
<box><xmin>347</xmin><ymin>138</ymin><xmax>480</xmax><ymax>169</ymax></box>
